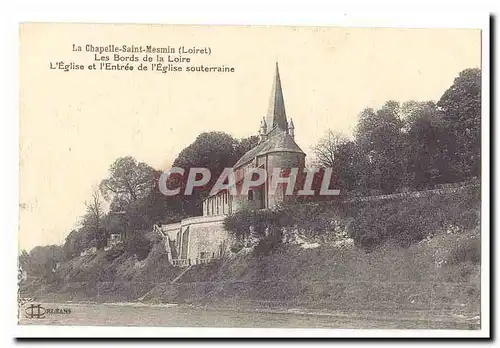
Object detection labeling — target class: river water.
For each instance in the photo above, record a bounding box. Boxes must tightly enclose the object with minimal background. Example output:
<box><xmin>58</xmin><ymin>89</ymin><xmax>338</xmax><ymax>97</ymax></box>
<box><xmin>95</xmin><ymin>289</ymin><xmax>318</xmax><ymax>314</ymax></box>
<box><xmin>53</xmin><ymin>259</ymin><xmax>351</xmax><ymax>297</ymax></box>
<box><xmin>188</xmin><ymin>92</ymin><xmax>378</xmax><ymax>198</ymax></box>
<box><xmin>19</xmin><ymin>302</ymin><xmax>479</xmax><ymax>329</ymax></box>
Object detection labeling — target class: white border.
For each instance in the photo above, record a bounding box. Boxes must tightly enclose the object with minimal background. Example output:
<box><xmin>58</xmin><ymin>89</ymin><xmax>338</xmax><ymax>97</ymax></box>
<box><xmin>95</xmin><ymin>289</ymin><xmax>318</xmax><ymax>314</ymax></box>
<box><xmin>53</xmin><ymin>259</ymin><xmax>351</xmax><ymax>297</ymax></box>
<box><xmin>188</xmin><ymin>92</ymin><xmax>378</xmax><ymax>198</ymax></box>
<box><xmin>2</xmin><ymin>1</ymin><xmax>492</xmax><ymax>340</ymax></box>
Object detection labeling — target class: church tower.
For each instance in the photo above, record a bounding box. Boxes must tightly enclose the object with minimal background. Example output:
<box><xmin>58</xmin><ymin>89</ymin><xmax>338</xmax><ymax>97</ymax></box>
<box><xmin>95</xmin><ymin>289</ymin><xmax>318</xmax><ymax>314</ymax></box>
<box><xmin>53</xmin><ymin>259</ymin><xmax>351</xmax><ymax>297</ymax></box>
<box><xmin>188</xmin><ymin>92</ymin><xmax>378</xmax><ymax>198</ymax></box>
<box><xmin>265</xmin><ymin>62</ymin><xmax>289</xmax><ymax>136</ymax></box>
<box><xmin>225</xmin><ymin>62</ymin><xmax>306</xmax><ymax>212</ymax></box>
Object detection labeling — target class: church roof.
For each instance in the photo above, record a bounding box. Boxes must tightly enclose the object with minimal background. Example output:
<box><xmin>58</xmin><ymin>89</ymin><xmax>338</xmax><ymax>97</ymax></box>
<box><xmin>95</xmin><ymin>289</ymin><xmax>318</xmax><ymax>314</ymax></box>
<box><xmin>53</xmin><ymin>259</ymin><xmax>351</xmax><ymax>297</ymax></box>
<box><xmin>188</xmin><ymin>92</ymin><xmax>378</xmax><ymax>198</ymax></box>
<box><xmin>265</xmin><ymin>62</ymin><xmax>288</xmax><ymax>134</ymax></box>
<box><xmin>234</xmin><ymin>130</ymin><xmax>304</xmax><ymax>169</ymax></box>
<box><xmin>233</xmin><ymin>62</ymin><xmax>304</xmax><ymax>169</ymax></box>
<box><xmin>204</xmin><ymin>64</ymin><xmax>304</xmax><ymax>200</ymax></box>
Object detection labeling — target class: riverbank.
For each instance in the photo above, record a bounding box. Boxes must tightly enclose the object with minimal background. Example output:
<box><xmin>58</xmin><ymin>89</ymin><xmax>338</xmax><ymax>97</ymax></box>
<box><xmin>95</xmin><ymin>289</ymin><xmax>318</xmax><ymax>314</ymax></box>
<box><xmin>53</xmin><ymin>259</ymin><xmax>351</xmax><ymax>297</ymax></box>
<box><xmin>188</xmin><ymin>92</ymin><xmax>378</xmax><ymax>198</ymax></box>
<box><xmin>19</xmin><ymin>301</ymin><xmax>480</xmax><ymax>329</ymax></box>
<box><xmin>20</xmin><ymin>230</ymin><xmax>481</xmax><ymax>316</ymax></box>
<box><xmin>22</xmin><ymin>274</ymin><xmax>480</xmax><ymax>325</ymax></box>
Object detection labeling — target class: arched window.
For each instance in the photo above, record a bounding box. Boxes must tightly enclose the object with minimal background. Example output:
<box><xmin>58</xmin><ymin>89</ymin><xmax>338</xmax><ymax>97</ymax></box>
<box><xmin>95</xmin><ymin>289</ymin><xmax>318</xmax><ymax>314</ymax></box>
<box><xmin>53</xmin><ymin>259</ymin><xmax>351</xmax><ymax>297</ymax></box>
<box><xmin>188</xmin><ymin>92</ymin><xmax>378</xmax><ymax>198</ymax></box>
<box><xmin>248</xmin><ymin>189</ymin><xmax>254</xmax><ymax>201</ymax></box>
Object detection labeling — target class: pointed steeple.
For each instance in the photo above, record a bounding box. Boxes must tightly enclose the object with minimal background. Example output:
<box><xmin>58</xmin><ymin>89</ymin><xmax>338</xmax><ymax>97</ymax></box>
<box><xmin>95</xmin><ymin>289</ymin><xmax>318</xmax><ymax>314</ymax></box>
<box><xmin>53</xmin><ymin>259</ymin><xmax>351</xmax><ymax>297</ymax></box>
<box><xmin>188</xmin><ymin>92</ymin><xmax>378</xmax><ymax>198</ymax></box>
<box><xmin>260</xmin><ymin>117</ymin><xmax>267</xmax><ymax>129</ymax></box>
<box><xmin>288</xmin><ymin>118</ymin><xmax>295</xmax><ymax>139</ymax></box>
<box><xmin>265</xmin><ymin>62</ymin><xmax>288</xmax><ymax>134</ymax></box>
<box><xmin>259</xmin><ymin>117</ymin><xmax>268</xmax><ymax>143</ymax></box>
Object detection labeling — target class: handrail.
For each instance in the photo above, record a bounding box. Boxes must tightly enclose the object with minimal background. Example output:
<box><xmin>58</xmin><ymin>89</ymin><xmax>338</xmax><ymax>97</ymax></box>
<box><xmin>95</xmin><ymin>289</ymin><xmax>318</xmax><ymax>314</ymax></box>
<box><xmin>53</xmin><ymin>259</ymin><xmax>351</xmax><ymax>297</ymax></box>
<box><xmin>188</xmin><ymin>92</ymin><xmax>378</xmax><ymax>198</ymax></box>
<box><xmin>171</xmin><ymin>259</ymin><xmax>190</xmax><ymax>267</ymax></box>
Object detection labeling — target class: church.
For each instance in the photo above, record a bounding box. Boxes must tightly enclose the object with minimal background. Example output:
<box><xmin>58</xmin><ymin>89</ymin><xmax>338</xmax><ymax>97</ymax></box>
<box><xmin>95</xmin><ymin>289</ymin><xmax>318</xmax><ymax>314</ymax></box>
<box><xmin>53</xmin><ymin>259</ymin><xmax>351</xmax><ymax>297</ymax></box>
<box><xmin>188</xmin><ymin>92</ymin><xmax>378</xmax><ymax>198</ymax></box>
<box><xmin>155</xmin><ymin>63</ymin><xmax>306</xmax><ymax>267</ymax></box>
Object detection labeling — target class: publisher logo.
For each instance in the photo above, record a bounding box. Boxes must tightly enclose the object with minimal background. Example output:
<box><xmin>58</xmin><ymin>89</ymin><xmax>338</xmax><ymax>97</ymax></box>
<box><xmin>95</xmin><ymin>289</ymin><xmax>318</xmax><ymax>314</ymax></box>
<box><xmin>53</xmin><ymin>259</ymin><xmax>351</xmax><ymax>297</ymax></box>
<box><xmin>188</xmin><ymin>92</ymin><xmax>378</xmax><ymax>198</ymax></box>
<box><xmin>25</xmin><ymin>304</ymin><xmax>46</xmax><ymax>319</ymax></box>
<box><xmin>24</xmin><ymin>304</ymin><xmax>72</xmax><ymax>319</ymax></box>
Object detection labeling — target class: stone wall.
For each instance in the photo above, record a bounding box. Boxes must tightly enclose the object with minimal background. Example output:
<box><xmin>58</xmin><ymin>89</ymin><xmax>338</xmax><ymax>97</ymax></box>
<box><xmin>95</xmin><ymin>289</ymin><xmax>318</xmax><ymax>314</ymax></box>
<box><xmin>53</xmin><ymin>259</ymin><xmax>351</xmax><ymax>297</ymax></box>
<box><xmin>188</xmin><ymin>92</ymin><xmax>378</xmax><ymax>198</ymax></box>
<box><xmin>160</xmin><ymin>215</ymin><xmax>229</xmax><ymax>266</ymax></box>
<box><xmin>160</xmin><ymin>222</ymin><xmax>181</xmax><ymax>241</ymax></box>
<box><xmin>185</xmin><ymin>218</ymin><xmax>229</xmax><ymax>262</ymax></box>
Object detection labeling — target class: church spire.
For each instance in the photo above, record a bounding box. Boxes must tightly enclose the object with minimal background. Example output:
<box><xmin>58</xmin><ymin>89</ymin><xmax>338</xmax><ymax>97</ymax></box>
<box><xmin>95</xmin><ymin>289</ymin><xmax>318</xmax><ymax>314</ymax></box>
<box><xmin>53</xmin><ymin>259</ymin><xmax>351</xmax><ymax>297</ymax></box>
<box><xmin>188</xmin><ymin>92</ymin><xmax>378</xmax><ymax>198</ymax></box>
<box><xmin>265</xmin><ymin>62</ymin><xmax>288</xmax><ymax>134</ymax></box>
<box><xmin>259</xmin><ymin>117</ymin><xmax>267</xmax><ymax>143</ymax></box>
<box><xmin>288</xmin><ymin>118</ymin><xmax>295</xmax><ymax>139</ymax></box>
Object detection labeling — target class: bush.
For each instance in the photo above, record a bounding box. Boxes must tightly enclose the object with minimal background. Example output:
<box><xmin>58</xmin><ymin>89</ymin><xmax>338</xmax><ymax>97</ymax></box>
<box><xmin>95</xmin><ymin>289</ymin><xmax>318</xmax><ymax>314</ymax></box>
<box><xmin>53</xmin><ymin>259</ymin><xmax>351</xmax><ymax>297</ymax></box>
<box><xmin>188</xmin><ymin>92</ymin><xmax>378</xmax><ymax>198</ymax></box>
<box><xmin>223</xmin><ymin>208</ymin><xmax>285</xmax><ymax>241</ymax></box>
<box><xmin>223</xmin><ymin>200</ymin><xmax>346</xmax><ymax>243</ymax></box>
<box><xmin>224</xmin><ymin>184</ymin><xmax>479</xmax><ymax>251</ymax></box>
<box><xmin>125</xmin><ymin>230</ymin><xmax>151</xmax><ymax>260</ymax></box>
<box><xmin>348</xmin><ymin>185</ymin><xmax>480</xmax><ymax>249</ymax></box>
<box><xmin>445</xmin><ymin>231</ymin><xmax>481</xmax><ymax>265</ymax></box>
<box><xmin>348</xmin><ymin>202</ymin><xmax>426</xmax><ymax>249</ymax></box>
<box><xmin>230</xmin><ymin>244</ymin><xmax>244</xmax><ymax>254</ymax></box>
<box><xmin>253</xmin><ymin>228</ymin><xmax>283</xmax><ymax>257</ymax></box>
<box><xmin>278</xmin><ymin>201</ymin><xmax>342</xmax><ymax>236</ymax></box>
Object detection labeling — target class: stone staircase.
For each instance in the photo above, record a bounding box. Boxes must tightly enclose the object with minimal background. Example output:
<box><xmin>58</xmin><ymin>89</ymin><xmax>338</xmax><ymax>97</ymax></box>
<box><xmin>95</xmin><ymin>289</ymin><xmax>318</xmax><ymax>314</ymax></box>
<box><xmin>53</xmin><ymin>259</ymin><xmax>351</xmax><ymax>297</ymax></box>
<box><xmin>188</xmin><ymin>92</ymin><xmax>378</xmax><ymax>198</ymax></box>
<box><xmin>171</xmin><ymin>264</ymin><xmax>194</xmax><ymax>284</ymax></box>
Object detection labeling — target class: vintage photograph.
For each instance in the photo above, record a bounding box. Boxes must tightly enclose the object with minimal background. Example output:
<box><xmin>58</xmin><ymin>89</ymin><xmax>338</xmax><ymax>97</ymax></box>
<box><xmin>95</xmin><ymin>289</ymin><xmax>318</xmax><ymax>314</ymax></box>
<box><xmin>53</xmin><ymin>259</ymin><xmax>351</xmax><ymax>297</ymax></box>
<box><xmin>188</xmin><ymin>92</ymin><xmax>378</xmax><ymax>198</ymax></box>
<box><xmin>17</xmin><ymin>23</ymin><xmax>484</xmax><ymax>333</ymax></box>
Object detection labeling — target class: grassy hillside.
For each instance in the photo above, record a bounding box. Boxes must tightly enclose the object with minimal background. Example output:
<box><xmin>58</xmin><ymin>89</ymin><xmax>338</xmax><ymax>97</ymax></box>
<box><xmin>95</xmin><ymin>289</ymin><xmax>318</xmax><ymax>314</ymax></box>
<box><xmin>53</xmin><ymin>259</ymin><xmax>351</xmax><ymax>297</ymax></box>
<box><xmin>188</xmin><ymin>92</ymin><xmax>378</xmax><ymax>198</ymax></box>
<box><xmin>142</xmin><ymin>184</ymin><xmax>481</xmax><ymax>313</ymax></box>
<box><xmin>21</xmin><ymin>184</ymin><xmax>481</xmax><ymax>314</ymax></box>
<box><xmin>20</xmin><ymin>237</ymin><xmax>183</xmax><ymax>303</ymax></box>
<box><xmin>141</xmin><ymin>227</ymin><xmax>479</xmax><ymax>313</ymax></box>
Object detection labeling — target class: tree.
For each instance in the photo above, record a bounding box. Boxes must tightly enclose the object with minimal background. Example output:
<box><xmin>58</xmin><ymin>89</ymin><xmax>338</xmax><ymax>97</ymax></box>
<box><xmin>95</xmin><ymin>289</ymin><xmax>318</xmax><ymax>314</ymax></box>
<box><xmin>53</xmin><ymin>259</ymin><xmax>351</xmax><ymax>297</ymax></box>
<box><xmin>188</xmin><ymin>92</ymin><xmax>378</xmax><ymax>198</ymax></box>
<box><xmin>236</xmin><ymin>135</ymin><xmax>259</xmax><ymax>158</ymax></box>
<box><xmin>62</xmin><ymin>228</ymin><xmax>92</xmax><ymax>259</ymax></box>
<box><xmin>437</xmin><ymin>68</ymin><xmax>481</xmax><ymax>180</ymax></box>
<box><xmin>355</xmin><ymin>101</ymin><xmax>405</xmax><ymax>194</ymax></box>
<box><xmin>18</xmin><ymin>250</ymin><xmax>30</xmax><ymax>273</ymax></box>
<box><xmin>99</xmin><ymin>156</ymin><xmax>157</xmax><ymax>209</ymax></box>
<box><xmin>312</xmin><ymin>130</ymin><xmax>361</xmax><ymax>193</ymax></box>
<box><xmin>19</xmin><ymin>245</ymin><xmax>64</xmax><ymax>283</ymax></box>
<box><xmin>170</xmin><ymin>132</ymin><xmax>257</xmax><ymax>216</ymax></box>
<box><xmin>83</xmin><ymin>187</ymin><xmax>107</xmax><ymax>250</ymax></box>
<box><xmin>333</xmin><ymin>140</ymin><xmax>363</xmax><ymax>193</ymax></box>
<box><xmin>313</xmin><ymin>130</ymin><xmax>349</xmax><ymax>168</ymax></box>
<box><xmin>136</xmin><ymin>183</ymin><xmax>183</xmax><ymax>226</ymax></box>
<box><xmin>400</xmin><ymin>101</ymin><xmax>447</xmax><ymax>189</ymax></box>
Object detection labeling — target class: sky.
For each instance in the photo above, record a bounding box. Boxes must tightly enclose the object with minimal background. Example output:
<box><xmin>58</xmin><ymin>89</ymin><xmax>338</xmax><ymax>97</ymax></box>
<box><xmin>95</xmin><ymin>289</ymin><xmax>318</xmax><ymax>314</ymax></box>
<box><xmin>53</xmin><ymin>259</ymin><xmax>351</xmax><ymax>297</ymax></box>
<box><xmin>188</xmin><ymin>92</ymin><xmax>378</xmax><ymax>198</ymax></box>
<box><xmin>18</xmin><ymin>23</ymin><xmax>481</xmax><ymax>251</ymax></box>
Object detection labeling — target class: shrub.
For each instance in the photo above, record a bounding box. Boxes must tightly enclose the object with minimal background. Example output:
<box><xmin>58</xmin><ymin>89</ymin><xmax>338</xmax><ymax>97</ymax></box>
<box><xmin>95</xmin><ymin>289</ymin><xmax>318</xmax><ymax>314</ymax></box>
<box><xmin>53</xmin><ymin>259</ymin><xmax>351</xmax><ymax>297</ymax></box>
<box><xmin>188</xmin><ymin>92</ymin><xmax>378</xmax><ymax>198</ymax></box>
<box><xmin>125</xmin><ymin>230</ymin><xmax>151</xmax><ymax>260</ymax></box>
<box><xmin>253</xmin><ymin>228</ymin><xmax>283</xmax><ymax>257</ymax></box>
<box><xmin>278</xmin><ymin>201</ymin><xmax>342</xmax><ymax>236</ymax></box>
<box><xmin>224</xmin><ymin>184</ymin><xmax>479</xmax><ymax>251</ymax></box>
<box><xmin>445</xmin><ymin>232</ymin><xmax>481</xmax><ymax>265</ymax></box>
<box><xmin>223</xmin><ymin>200</ymin><xmax>346</xmax><ymax>243</ymax></box>
<box><xmin>348</xmin><ymin>202</ymin><xmax>426</xmax><ymax>249</ymax></box>
<box><xmin>223</xmin><ymin>208</ymin><xmax>284</xmax><ymax>241</ymax></box>
<box><xmin>230</xmin><ymin>244</ymin><xmax>244</xmax><ymax>254</ymax></box>
<box><xmin>347</xmin><ymin>185</ymin><xmax>480</xmax><ymax>249</ymax></box>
